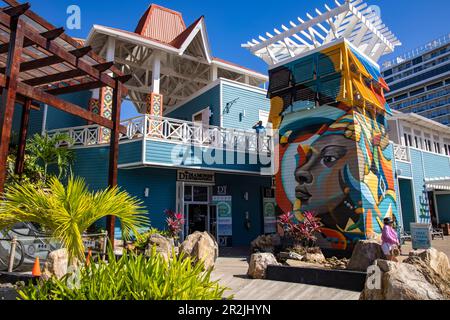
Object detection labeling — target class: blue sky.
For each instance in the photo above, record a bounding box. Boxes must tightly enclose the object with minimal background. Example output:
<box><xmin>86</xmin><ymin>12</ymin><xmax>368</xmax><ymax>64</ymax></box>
<box><xmin>28</xmin><ymin>0</ymin><xmax>450</xmax><ymax>117</ymax></box>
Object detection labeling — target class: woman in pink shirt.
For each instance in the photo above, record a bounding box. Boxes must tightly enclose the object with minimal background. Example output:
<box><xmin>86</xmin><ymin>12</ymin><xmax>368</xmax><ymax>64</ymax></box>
<box><xmin>381</xmin><ymin>217</ymin><xmax>400</xmax><ymax>262</ymax></box>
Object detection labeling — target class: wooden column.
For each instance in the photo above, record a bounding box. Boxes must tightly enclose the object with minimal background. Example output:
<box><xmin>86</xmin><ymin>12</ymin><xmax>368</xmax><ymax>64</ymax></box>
<box><xmin>107</xmin><ymin>79</ymin><xmax>122</xmax><ymax>244</ymax></box>
<box><xmin>14</xmin><ymin>98</ymin><xmax>31</xmax><ymax>176</ymax></box>
<box><xmin>0</xmin><ymin>18</ymin><xmax>25</xmax><ymax>194</ymax></box>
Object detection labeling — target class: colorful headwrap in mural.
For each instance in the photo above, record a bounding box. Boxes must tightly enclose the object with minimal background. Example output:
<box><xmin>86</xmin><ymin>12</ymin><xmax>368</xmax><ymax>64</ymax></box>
<box><xmin>269</xmin><ymin>41</ymin><xmax>399</xmax><ymax>251</ymax></box>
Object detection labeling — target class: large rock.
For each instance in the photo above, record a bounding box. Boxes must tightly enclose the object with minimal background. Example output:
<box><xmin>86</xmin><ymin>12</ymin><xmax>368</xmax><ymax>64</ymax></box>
<box><xmin>361</xmin><ymin>248</ymin><xmax>450</xmax><ymax>301</ymax></box>
<box><xmin>361</xmin><ymin>260</ymin><xmax>445</xmax><ymax>300</ymax></box>
<box><xmin>42</xmin><ymin>248</ymin><xmax>69</xmax><ymax>280</ymax></box>
<box><xmin>251</xmin><ymin>234</ymin><xmax>281</xmax><ymax>253</ymax></box>
<box><xmin>303</xmin><ymin>250</ymin><xmax>326</xmax><ymax>264</ymax></box>
<box><xmin>405</xmin><ymin>248</ymin><xmax>450</xmax><ymax>280</ymax></box>
<box><xmin>348</xmin><ymin>240</ymin><xmax>385</xmax><ymax>272</ymax></box>
<box><xmin>247</xmin><ymin>253</ymin><xmax>280</xmax><ymax>279</ymax></box>
<box><xmin>179</xmin><ymin>232</ymin><xmax>219</xmax><ymax>270</ymax></box>
<box><xmin>145</xmin><ymin>234</ymin><xmax>174</xmax><ymax>261</ymax></box>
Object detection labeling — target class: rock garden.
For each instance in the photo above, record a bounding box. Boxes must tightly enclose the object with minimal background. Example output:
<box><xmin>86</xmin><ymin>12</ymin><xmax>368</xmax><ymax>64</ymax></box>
<box><xmin>246</xmin><ymin>211</ymin><xmax>450</xmax><ymax>300</ymax></box>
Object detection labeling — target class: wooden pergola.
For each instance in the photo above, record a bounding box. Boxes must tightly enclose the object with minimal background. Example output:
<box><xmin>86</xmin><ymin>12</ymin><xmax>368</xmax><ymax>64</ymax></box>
<box><xmin>0</xmin><ymin>0</ymin><xmax>131</xmax><ymax>243</ymax></box>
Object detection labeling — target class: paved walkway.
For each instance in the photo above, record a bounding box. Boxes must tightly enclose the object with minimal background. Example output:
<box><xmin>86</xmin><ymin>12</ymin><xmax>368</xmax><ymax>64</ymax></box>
<box><xmin>401</xmin><ymin>237</ymin><xmax>450</xmax><ymax>258</ymax></box>
<box><xmin>211</xmin><ymin>249</ymin><xmax>360</xmax><ymax>300</ymax></box>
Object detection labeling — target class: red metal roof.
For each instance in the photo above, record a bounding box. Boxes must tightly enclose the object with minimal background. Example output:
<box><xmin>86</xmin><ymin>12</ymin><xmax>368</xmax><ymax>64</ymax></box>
<box><xmin>170</xmin><ymin>16</ymin><xmax>203</xmax><ymax>49</ymax></box>
<box><xmin>134</xmin><ymin>4</ymin><xmax>186</xmax><ymax>44</ymax></box>
<box><xmin>94</xmin><ymin>4</ymin><xmax>266</xmax><ymax>78</ymax></box>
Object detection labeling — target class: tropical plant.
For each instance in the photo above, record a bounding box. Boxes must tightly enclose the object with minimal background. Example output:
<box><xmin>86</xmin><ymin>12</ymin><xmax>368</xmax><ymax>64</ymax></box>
<box><xmin>18</xmin><ymin>248</ymin><xmax>228</xmax><ymax>300</ymax></box>
<box><xmin>26</xmin><ymin>133</ymin><xmax>75</xmax><ymax>181</ymax></box>
<box><xmin>278</xmin><ymin>211</ymin><xmax>321</xmax><ymax>247</ymax></box>
<box><xmin>165</xmin><ymin>209</ymin><xmax>184</xmax><ymax>240</ymax></box>
<box><xmin>6</xmin><ymin>152</ymin><xmax>45</xmax><ymax>187</ymax></box>
<box><xmin>0</xmin><ymin>176</ymin><xmax>149</xmax><ymax>262</ymax></box>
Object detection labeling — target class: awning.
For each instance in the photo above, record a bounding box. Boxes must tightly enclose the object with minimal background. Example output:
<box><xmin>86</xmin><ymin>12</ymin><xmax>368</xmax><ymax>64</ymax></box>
<box><xmin>425</xmin><ymin>177</ymin><xmax>450</xmax><ymax>191</ymax></box>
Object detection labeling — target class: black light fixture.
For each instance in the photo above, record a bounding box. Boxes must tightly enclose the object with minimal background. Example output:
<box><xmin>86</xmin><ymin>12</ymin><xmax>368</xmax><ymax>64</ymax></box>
<box><xmin>224</xmin><ymin>98</ymin><xmax>240</xmax><ymax>114</ymax></box>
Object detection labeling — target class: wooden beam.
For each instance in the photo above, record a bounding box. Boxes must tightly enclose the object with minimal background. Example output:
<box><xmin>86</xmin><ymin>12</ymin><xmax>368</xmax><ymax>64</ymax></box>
<box><xmin>2</xmin><ymin>3</ymin><xmax>30</xmax><ymax>17</ymax></box>
<box><xmin>94</xmin><ymin>61</ymin><xmax>114</xmax><ymax>72</ymax></box>
<box><xmin>3</xmin><ymin>0</ymin><xmax>125</xmax><ymax>77</ymax></box>
<box><xmin>0</xmin><ymin>27</ymin><xmax>65</xmax><ymax>54</ymax></box>
<box><xmin>107</xmin><ymin>79</ymin><xmax>122</xmax><ymax>244</ymax></box>
<box><xmin>70</xmin><ymin>46</ymin><xmax>92</xmax><ymax>58</ymax></box>
<box><xmin>13</xmin><ymin>46</ymin><xmax>92</xmax><ymax>73</ymax></box>
<box><xmin>15</xmin><ymin>98</ymin><xmax>31</xmax><ymax>176</ymax></box>
<box><xmin>18</xmin><ymin>25</ymin><xmax>117</xmax><ymax>88</ymax></box>
<box><xmin>0</xmin><ymin>18</ymin><xmax>24</xmax><ymax>194</ymax></box>
<box><xmin>0</xmin><ymin>74</ymin><xmax>127</xmax><ymax>135</ymax></box>
<box><xmin>45</xmin><ymin>80</ymin><xmax>103</xmax><ymax>96</ymax></box>
<box><xmin>23</xmin><ymin>68</ymin><xmax>85</xmax><ymax>86</ymax></box>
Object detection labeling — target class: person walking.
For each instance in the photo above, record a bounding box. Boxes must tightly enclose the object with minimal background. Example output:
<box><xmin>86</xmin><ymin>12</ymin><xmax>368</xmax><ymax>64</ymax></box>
<box><xmin>381</xmin><ymin>217</ymin><xmax>400</xmax><ymax>262</ymax></box>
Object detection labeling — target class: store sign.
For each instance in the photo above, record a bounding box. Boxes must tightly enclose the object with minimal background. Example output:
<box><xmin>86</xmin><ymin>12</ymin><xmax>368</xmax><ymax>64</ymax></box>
<box><xmin>263</xmin><ymin>188</ymin><xmax>277</xmax><ymax>234</ymax></box>
<box><xmin>410</xmin><ymin>223</ymin><xmax>432</xmax><ymax>250</ymax></box>
<box><xmin>177</xmin><ymin>170</ymin><xmax>215</xmax><ymax>183</ymax></box>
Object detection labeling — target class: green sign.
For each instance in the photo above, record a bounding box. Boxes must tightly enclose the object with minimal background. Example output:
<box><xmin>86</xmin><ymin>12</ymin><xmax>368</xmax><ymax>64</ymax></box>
<box><xmin>263</xmin><ymin>197</ymin><xmax>277</xmax><ymax>234</ymax></box>
<box><xmin>212</xmin><ymin>196</ymin><xmax>232</xmax><ymax>236</ymax></box>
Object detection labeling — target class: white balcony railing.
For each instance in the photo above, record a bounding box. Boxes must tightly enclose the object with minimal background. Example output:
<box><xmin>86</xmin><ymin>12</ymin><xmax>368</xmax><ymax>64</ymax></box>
<box><xmin>47</xmin><ymin>115</ymin><xmax>273</xmax><ymax>155</ymax></box>
<box><xmin>394</xmin><ymin>144</ymin><xmax>410</xmax><ymax>162</ymax></box>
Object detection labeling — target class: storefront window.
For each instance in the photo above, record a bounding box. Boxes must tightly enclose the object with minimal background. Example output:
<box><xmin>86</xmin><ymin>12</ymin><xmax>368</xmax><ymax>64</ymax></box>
<box><xmin>193</xmin><ymin>186</ymin><xmax>208</xmax><ymax>202</ymax></box>
<box><xmin>184</xmin><ymin>186</ymin><xmax>193</xmax><ymax>202</ymax></box>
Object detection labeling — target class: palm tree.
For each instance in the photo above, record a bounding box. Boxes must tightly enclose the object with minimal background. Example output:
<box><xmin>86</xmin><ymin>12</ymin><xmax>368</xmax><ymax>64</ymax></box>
<box><xmin>0</xmin><ymin>177</ymin><xmax>150</xmax><ymax>262</ymax></box>
<box><xmin>26</xmin><ymin>133</ymin><xmax>75</xmax><ymax>181</ymax></box>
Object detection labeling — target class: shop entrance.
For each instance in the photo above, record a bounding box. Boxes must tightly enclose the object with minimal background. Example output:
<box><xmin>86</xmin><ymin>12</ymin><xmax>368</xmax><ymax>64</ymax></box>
<box><xmin>178</xmin><ymin>183</ymin><xmax>217</xmax><ymax>240</ymax></box>
<box><xmin>185</xmin><ymin>204</ymin><xmax>217</xmax><ymax>236</ymax></box>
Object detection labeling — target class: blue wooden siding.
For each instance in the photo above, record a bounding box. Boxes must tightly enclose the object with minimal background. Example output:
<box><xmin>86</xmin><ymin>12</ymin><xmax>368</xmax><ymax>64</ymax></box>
<box><xmin>396</xmin><ymin>161</ymin><xmax>412</xmax><ymax>178</ymax></box>
<box><xmin>422</xmin><ymin>152</ymin><xmax>450</xmax><ymax>179</ymax></box>
<box><xmin>118</xmin><ymin>141</ymin><xmax>143</xmax><ymax>165</ymax></box>
<box><xmin>145</xmin><ymin>140</ymin><xmax>269</xmax><ymax>173</ymax></box>
<box><xmin>167</xmin><ymin>85</ymin><xmax>221</xmax><ymax>126</ymax></box>
<box><xmin>118</xmin><ymin>167</ymin><xmax>177</xmax><ymax>232</ymax></box>
<box><xmin>436</xmin><ymin>194</ymin><xmax>450</xmax><ymax>224</ymax></box>
<box><xmin>10</xmin><ymin>103</ymin><xmax>44</xmax><ymax>140</ymax></box>
<box><xmin>398</xmin><ymin>179</ymin><xmax>416</xmax><ymax>231</ymax></box>
<box><xmin>221</xmin><ymin>83</ymin><xmax>270</xmax><ymax>130</ymax></box>
<box><xmin>28</xmin><ymin>108</ymin><xmax>45</xmax><ymax>136</ymax></box>
<box><xmin>71</xmin><ymin>142</ymin><xmax>143</xmax><ymax>189</ymax></box>
<box><xmin>215</xmin><ymin>173</ymin><xmax>272</xmax><ymax>246</ymax></box>
<box><xmin>45</xmin><ymin>91</ymin><xmax>91</xmax><ymax>131</ymax></box>
<box><xmin>409</xmin><ymin>149</ymin><xmax>430</xmax><ymax>223</ymax></box>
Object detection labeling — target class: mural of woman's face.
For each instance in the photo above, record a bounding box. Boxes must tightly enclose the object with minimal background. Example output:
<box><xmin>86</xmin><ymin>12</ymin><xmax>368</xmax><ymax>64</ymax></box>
<box><xmin>294</xmin><ymin>134</ymin><xmax>360</xmax><ymax>215</ymax></box>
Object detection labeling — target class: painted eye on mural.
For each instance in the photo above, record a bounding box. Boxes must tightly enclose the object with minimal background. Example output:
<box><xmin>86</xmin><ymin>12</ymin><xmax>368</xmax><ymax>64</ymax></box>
<box><xmin>320</xmin><ymin>146</ymin><xmax>347</xmax><ymax>168</ymax></box>
<box><xmin>321</xmin><ymin>156</ymin><xmax>338</xmax><ymax>167</ymax></box>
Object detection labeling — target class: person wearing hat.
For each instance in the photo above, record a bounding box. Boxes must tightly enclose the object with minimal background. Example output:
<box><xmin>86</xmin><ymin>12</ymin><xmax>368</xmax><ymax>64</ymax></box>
<box><xmin>381</xmin><ymin>217</ymin><xmax>400</xmax><ymax>262</ymax></box>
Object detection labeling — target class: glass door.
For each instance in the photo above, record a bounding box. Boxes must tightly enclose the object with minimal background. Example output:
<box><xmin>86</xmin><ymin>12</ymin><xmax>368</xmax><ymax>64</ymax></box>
<box><xmin>182</xmin><ymin>184</ymin><xmax>216</xmax><ymax>239</ymax></box>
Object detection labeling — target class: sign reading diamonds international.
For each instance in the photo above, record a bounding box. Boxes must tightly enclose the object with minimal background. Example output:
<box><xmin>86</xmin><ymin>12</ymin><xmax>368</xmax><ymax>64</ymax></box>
<box><xmin>177</xmin><ymin>170</ymin><xmax>215</xmax><ymax>183</ymax></box>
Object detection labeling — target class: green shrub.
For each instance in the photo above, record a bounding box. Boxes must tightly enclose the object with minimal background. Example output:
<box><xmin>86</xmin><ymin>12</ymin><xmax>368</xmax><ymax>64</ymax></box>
<box><xmin>18</xmin><ymin>249</ymin><xmax>228</xmax><ymax>300</ymax></box>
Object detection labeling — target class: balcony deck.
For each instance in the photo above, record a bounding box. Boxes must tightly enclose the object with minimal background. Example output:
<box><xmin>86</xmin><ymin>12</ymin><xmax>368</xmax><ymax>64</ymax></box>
<box><xmin>47</xmin><ymin>115</ymin><xmax>274</xmax><ymax>175</ymax></box>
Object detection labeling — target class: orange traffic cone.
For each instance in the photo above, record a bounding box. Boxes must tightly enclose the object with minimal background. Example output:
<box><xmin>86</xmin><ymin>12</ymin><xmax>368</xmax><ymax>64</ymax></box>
<box><xmin>32</xmin><ymin>257</ymin><xmax>41</xmax><ymax>277</ymax></box>
<box><xmin>86</xmin><ymin>249</ymin><xmax>92</xmax><ymax>266</ymax></box>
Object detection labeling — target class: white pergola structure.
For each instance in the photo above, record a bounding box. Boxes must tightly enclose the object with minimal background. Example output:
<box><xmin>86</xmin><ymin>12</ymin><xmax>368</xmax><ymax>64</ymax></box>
<box><xmin>86</xmin><ymin>5</ymin><xmax>267</xmax><ymax>114</ymax></box>
<box><xmin>242</xmin><ymin>0</ymin><xmax>401</xmax><ymax>65</ymax></box>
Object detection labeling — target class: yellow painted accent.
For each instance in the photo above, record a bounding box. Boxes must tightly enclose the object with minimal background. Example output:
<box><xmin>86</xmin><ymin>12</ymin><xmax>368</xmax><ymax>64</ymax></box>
<box><xmin>363</xmin><ymin>171</ymin><xmax>379</xmax><ymax>201</ymax></box>
<box><xmin>269</xmin><ymin>97</ymin><xmax>284</xmax><ymax>130</ymax></box>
